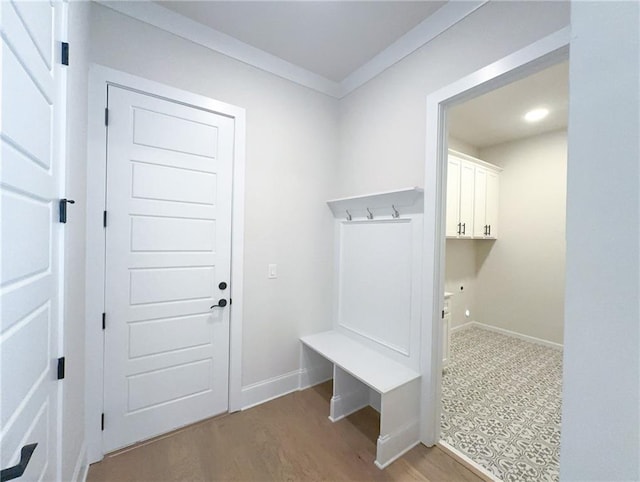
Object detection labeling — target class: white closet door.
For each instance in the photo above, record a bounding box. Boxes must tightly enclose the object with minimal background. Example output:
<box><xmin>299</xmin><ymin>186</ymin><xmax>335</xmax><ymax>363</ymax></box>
<box><xmin>103</xmin><ymin>86</ymin><xmax>234</xmax><ymax>451</ymax></box>
<box><xmin>1</xmin><ymin>2</ymin><xmax>64</xmax><ymax>480</ymax></box>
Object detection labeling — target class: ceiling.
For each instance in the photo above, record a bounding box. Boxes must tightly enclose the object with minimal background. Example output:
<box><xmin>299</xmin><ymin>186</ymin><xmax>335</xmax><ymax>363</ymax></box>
<box><xmin>156</xmin><ymin>1</ymin><xmax>446</xmax><ymax>82</ymax></box>
<box><xmin>449</xmin><ymin>61</ymin><xmax>569</xmax><ymax>148</ymax></box>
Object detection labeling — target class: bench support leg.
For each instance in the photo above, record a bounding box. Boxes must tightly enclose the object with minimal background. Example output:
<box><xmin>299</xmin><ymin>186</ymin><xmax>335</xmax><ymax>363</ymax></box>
<box><xmin>375</xmin><ymin>378</ymin><xmax>421</xmax><ymax>469</ymax></box>
<box><xmin>329</xmin><ymin>366</ymin><xmax>369</xmax><ymax>422</ymax></box>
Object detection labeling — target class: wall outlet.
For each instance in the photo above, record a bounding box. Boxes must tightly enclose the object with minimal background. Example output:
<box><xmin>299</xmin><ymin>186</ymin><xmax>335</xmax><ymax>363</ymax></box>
<box><xmin>465</xmin><ymin>309</ymin><xmax>470</xmax><ymax>317</ymax></box>
<box><xmin>268</xmin><ymin>264</ymin><xmax>277</xmax><ymax>279</ymax></box>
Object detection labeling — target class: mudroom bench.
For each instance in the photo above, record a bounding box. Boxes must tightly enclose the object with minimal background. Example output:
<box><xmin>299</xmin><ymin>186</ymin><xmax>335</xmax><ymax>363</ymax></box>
<box><xmin>300</xmin><ymin>330</ymin><xmax>421</xmax><ymax>469</ymax></box>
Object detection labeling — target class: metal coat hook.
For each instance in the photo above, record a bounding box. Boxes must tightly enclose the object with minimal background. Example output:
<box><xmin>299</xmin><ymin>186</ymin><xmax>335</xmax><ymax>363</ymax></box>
<box><xmin>366</xmin><ymin>208</ymin><xmax>374</xmax><ymax>220</ymax></box>
<box><xmin>346</xmin><ymin>210</ymin><xmax>352</xmax><ymax>221</ymax></box>
<box><xmin>392</xmin><ymin>205</ymin><xmax>400</xmax><ymax>219</ymax></box>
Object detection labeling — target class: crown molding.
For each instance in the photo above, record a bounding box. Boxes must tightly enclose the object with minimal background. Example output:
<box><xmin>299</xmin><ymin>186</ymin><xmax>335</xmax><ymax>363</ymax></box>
<box><xmin>340</xmin><ymin>1</ymin><xmax>487</xmax><ymax>97</ymax></box>
<box><xmin>95</xmin><ymin>0</ymin><xmax>487</xmax><ymax>99</ymax></box>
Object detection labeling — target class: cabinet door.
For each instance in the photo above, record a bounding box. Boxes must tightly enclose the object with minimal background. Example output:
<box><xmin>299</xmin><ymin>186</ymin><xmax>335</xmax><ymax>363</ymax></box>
<box><xmin>485</xmin><ymin>170</ymin><xmax>499</xmax><ymax>238</ymax></box>
<box><xmin>446</xmin><ymin>158</ymin><xmax>461</xmax><ymax>237</ymax></box>
<box><xmin>458</xmin><ymin>161</ymin><xmax>474</xmax><ymax>238</ymax></box>
<box><xmin>473</xmin><ymin>167</ymin><xmax>487</xmax><ymax>237</ymax></box>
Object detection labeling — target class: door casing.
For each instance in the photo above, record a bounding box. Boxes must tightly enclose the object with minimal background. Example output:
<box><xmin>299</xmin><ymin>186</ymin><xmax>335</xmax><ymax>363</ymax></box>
<box><xmin>420</xmin><ymin>27</ymin><xmax>570</xmax><ymax>446</ymax></box>
<box><xmin>85</xmin><ymin>64</ymin><xmax>246</xmax><ymax>463</ymax></box>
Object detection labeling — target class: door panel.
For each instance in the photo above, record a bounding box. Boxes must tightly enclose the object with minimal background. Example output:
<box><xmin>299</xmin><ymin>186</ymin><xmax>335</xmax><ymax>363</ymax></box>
<box><xmin>459</xmin><ymin>161</ymin><xmax>474</xmax><ymax>238</ymax></box>
<box><xmin>445</xmin><ymin>158</ymin><xmax>461</xmax><ymax>237</ymax></box>
<box><xmin>1</xmin><ymin>1</ymin><xmax>61</xmax><ymax>480</ymax></box>
<box><xmin>473</xmin><ymin>167</ymin><xmax>487</xmax><ymax>237</ymax></box>
<box><xmin>103</xmin><ymin>86</ymin><xmax>233</xmax><ymax>451</ymax></box>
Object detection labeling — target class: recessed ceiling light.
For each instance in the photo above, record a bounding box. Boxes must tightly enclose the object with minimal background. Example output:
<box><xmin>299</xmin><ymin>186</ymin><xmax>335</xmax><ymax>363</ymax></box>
<box><xmin>524</xmin><ymin>108</ymin><xmax>549</xmax><ymax>123</ymax></box>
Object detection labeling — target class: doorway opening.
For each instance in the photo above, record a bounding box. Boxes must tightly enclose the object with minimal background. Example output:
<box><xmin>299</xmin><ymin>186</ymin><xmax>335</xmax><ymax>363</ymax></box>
<box><xmin>440</xmin><ymin>60</ymin><xmax>568</xmax><ymax>481</ymax></box>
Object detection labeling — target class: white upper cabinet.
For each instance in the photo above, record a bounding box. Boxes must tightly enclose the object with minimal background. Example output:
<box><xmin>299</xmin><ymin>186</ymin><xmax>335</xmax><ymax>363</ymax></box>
<box><xmin>446</xmin><ymin>154</ymin><xmax>475</xmax><ymax>238</ymax></box>
<box><xmin>473</xmin><ymin>165</ymin><xmax>500</xmax><ymax>238</ymax></box>
<box><xmin>447</xmin><ymin>150</ymin><xmax>501</xmax><ymax>239</ymax></box>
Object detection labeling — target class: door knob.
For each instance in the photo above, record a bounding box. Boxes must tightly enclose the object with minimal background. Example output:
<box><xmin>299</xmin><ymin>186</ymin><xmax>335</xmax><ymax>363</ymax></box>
<box><xmin>218</xmin><ymin>282</ymin><xmax>227</xmax><ymax>290</ymax></box>
<box><xmin>210</xmin><ymin>299</ymin><xmax>227</xmax><ymax>309</ymax></box>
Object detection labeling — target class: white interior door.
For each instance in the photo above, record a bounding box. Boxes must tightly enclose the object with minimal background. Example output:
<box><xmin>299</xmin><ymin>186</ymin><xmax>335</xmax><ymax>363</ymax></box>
<box><xmin>1</xmin><ymin>1</ymin><xmax>64</xmax><ymax>480</ymax></box>
<box><xmin>103</xmin><ymin>86</ymin><xmax>234</xmax><ymax>451</ymax></box>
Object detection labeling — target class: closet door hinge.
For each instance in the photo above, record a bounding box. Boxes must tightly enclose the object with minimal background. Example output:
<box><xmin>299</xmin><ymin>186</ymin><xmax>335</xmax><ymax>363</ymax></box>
<box><xmin>103</xmin><ymin>211</ymin><xmax>107</xmax><ymax>228</ymax></box>
<box><xmin>57</xmin><ymin>357</ymin><xmax>65</xmax><ymax>380</ymax></box>
<box><xmin>104</xmin><ymin>108</ymin><xmax>109</xmax><ymax>126</ymax></box>
<box><xmin>102</xmin><ymin>313</ymin><xmax>106</xmax><ymax>330</ymax></box>
<box><xmin>61</xmin><ymin>42</ymin><xmax>69</xmax><ymax>66</ymax></box>
<box><xmin>442</xmin><ymin>310</ymin><xmax>445</xmax><ymax>319</ymax></box>
<box><xmin>101</xmin><ymin>413</ymin><xmax>105</xmax><ymax>431</ymax></box>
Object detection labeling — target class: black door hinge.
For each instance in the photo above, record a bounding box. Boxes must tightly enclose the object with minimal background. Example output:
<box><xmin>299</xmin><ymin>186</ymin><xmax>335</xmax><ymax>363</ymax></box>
<box><xmin>442</xmin><ymin>310</ymin><xmax>445</xmax><ymax>319</ymax></box>
<box><xmin>101</xmin><ymin>413</ymin><xmax>105</xmax><ymax>431</ymax></box>
<box><xmin>103</xmin><ymin>211</ymin><xmax>107</xmax><ymax>228</ymax></box>
<box><xmin>61</xmin><ymin>42</ymin><xmax>69</xmax><ymax>66</ymax></box>
<box><xmin>104</xmin><ymin>108</ymin><xmax>109</xmax><ymax>126</ymax></box>
<box><xmin>57</xmin><ymin>357</ymin><xmax>65</xmax><ymax>380</ymax></box>
<box><xmin>102</xmin><ymin>313</ymin><xmax>106</xmax><ymax>330</ymax></box>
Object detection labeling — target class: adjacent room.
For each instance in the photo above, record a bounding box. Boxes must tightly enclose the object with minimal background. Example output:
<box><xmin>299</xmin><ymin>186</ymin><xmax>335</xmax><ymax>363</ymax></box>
<box><xmin>441</xmin><ymin>61</ymin><xmax>568</xmax><ymax>481</ymax></box>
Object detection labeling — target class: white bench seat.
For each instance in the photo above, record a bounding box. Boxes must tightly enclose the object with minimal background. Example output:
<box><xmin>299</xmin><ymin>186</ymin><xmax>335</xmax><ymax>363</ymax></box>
<box><xmin>300</xmin><ymin>331</ymin><xmax>419</xmax><ymax>393</ymax></box>
<box><xmin>300</xmin><ymin>330</ymin><xmax>421</xmax><ymax>469</ymax></box>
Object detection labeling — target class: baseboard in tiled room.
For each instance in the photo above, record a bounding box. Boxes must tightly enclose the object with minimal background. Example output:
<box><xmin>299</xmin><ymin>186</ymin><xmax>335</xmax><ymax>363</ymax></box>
<box><xmin>441</xmin><ymin>326</ymin><xmax>562</xmax><ymax>482</ymax></box>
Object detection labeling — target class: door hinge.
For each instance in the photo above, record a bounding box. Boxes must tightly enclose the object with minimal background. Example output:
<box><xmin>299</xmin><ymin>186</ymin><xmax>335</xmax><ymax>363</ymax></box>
<box><xmin>104</xmin><ymin>108</ymin><xmax>109</xmax><ymax>126</ymax></box>
<box><xmin>442</xmin><ymin>310</ymin><xmax>445</xmax><ymax>319</ymax></box>
<box><xmin>102</xmin><ymin>312</ymin><xmax>106</xmax><ymax>330</ymax></box>
<box><xmin>103</xmin><ymin>211</ymin><xmax>107</xmax><ymax>228</ymax></box>
<box><xmin>61</xmin><ymin>42</ymin><xmax>69</xmax><ymax>66</ymax></box>
<box><xmin>101</xmin><ymin>413</ymin><xmax>105</xmax><ymax>431</ymax></box>
<box><xmin>57</xmin><ymin>357</ymin><xmax>65</xmax><ymax>380</ymax></box>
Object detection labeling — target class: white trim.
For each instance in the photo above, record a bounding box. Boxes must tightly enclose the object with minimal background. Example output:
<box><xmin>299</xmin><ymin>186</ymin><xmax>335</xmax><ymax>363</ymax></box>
<box><xmin>420</xmin><ymin>27</ymin><xmax>570</xmax><ymax>447</ymax></box>
<box><xmin>374</xmin><ymin>425</ymin><xmax>420</xmax><ymax>470</ymax></box>
<box><xmin>450</xmin><ymin>322</ymin><xmax>475</xmax><ymax>333</ymax></box>
<box><xmin>340</xmin><ymin>1</ymin><xmax>487</xmax><ymax>96</ymax></box>
<box><xmin>464</xmin><ymin>321</ymin><xmax>563</xmax><ymax>350</ymax></box>
<box><xmin>95</xmin><ymin>0</ymin><xmax>340</xmax><ymax>98</ymax></box>
<box><xmin>71</xmin><ymin>442</ymin><xmax>87</xmax><ymax>482</ymax></box>
<box><xmin>95</xmin><ymin>0</ymin><xmax>486</xmax><ymax>99</ymax></box>
<box><xmin>438</xmin><ymin>441</ymin><xmax>499</xmax><ymax>482</ymax></box>
<box><xmin>85</xmin><ymin>64</ymin><xmax>246</xmax><ymax>463</ymax></box>
<box><xmin>240</xmin><ymin>370</ymin><xmax>302</xmax><ymax>410</ymax></box>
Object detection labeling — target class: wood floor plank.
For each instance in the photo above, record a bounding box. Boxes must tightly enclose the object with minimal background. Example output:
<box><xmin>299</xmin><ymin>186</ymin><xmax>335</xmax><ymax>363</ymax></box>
<box><xmin>87</xmin><ymin>383</ymin><xmax>482</xmax><ymax>482</ymax></box>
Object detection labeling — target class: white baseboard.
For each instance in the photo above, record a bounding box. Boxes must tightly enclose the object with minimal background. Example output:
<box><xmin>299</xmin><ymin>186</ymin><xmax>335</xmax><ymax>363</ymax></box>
<box><xmin>329</xmin><ymin>390</ymin><xmax>369</xmax><ymax>422</ymax></box>
<box><xmin>450</xmin><ymin>321</ymin><xmax>475</xmax><ymax>333</ymax></box>
<box><xmin>240</xmin><ymin>370</ymin><xmax>301</xmax><ymax>410</ymax></box>
<box><xmin>375</xmin><ymin>420</ymin><xmax>420</xmax><ymax>469</ymax></box>
<box><xmin>465</xmin><ymin>321</ymin><xmax>563</xmax><ymax>350</ymax></box>
<box><xmin>72</xmin><ymin>442</ymin><xmax>88</xmax><ymax>482</ymax></box>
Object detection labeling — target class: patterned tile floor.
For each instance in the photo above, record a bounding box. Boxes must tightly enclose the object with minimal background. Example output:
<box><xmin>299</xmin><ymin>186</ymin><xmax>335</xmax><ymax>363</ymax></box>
<box><xmin>441</xmin><ymin>326</ymin><xmax>563</xmax><ymax>482</ymax></box>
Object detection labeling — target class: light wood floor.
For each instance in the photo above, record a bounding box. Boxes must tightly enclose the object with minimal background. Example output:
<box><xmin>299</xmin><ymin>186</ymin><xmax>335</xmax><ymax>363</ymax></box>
<box><xmin>87</xmin><ymin>382</ymin><xmax>482</xmax><ymax>482</ymax></box>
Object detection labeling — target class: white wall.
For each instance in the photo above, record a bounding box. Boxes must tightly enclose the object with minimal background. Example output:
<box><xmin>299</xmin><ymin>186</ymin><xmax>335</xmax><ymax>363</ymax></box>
<box><xmin>444</xmin><ymin>240</ymin><xmax>476</xmax><ymax>328</ymax></box>
<box><xmin>62</xmin><ymin>2</ymin><xmax>91</xmax><ymax>480</ymax></box>
<box><xmin>560</xmin><ymin>1</ymin><xmax>639</xmax><ymax>480</ymax></box>
<box><xmin>88</xmin><ymin>4</ymin><xmax>338</xmax><ymax>394</ymax></box>
<box><xmin>475</xmin><ymin>130</ymin><xmax>567</xmax><ymax>344</ymax></box>
<box><xmin>337</xmin><ymin>1</ymin><xmax>570</xmax><ymax>197</ymax></box>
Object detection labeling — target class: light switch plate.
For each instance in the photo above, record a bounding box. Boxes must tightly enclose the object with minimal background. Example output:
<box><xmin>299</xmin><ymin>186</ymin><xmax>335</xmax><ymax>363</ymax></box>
<box><xmin>268</xmin><ymin>264</ymin><xmax>277</xmax><ymax>279</ymax></box>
